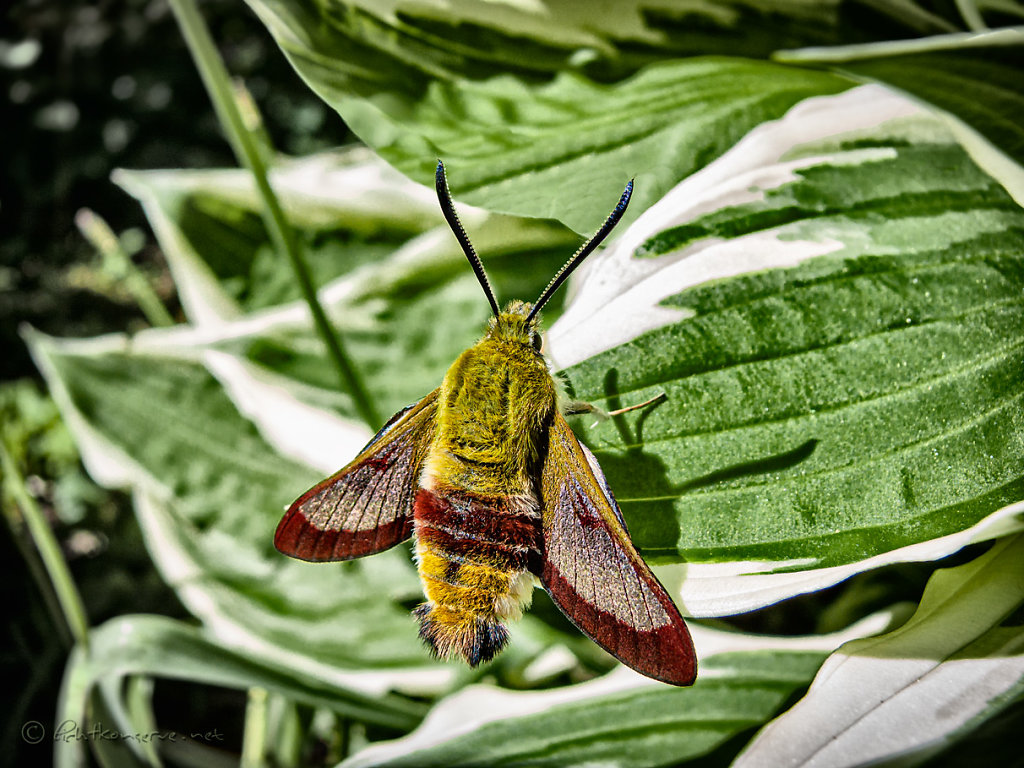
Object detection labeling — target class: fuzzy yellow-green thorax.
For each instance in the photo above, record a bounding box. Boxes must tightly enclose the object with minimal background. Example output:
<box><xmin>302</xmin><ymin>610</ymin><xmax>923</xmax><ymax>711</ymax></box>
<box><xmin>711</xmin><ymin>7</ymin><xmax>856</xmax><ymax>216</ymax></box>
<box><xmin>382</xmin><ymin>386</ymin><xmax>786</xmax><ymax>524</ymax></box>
<box><xmin>413</xmin><ymin>300</ymin><xmax>557</xmax><ymax>665</ymax></box>
<box><xmin>427</xmin><ymin>300</ymin><xmax>556</xmax><ymax>495</ymax></box>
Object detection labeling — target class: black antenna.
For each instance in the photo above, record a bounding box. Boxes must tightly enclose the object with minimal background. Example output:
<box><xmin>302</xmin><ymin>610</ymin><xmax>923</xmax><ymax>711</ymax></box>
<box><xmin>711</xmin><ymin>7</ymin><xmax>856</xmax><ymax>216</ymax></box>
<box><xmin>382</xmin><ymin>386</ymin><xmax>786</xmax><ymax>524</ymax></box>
<box><xmin>527</xmin><ymin>179</ymin><xmax>633</xmax><ymax>322</ymax></box>
<box><xmin>435</xmin><ymin>160</ymin><xmax>500</xmax><ymax>317</ymax></box>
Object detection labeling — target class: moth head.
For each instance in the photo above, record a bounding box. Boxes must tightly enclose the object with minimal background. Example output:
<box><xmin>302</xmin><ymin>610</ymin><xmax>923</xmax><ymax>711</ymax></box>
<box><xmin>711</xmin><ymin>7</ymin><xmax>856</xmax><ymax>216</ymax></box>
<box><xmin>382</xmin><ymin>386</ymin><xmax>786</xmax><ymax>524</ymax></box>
<box><xmin>486</xmin><ymin>300</ymin><xmax>543</xmax><ymax>350</ymax></box>
<box><xmin>434</xmin><ymin>160</ymin><xmax>633</xmax><ymax>334</ymax></box>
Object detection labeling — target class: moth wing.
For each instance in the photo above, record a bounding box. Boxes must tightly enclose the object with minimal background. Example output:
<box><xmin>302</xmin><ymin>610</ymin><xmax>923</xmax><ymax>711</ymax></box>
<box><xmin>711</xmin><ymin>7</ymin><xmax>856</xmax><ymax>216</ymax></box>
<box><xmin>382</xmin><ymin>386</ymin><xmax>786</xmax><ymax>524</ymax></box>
<box><xmin>275</xmin><ymin>389</ymin><xmax>439</xmax><ymax>562</ymax></box>
<box><xmin>538</xmin><ymin>412</ymin><xmax>697</xmax><ymax>686</ymax></box>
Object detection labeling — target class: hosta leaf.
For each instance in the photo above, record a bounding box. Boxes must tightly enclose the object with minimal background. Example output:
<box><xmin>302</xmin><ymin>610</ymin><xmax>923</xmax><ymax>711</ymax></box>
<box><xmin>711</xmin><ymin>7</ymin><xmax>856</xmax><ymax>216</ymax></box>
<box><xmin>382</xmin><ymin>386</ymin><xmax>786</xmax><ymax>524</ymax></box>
<box><xmin>56</xmin><ymin>614</ymin><xmax>425</xmax><ymax>768</ymax></box>
<box><xmin>547</xmin><ymin>87</ymin><xmax>1024</xmax><ymax>612</ymax></box>
<box><xmin>214</xmin><ymin>216</ymin><xmax>577</xmax><ymax>419</ymax></box>
<box><xmin>844</xmin><ymin>44</ymin><xmax>1024</xmax><ymax>160</ymax></box>
<box><xmin>806</xmin><ymin>39</ymin><xmax>1024</xmax><ymax>196</ymax></box>
<box><xmin>245</xmin><ymin>0</ymin><xmax>1024</xmax><ymax>230</ymax></box>
<box><xmin>338</xmin><ymin>616</ymin><xmax>892</xmax><ymax>768</ymax></box>
<box><xmin>358</xmin><ymin>58</ymin><xmax>849</xmax><ymax>234</ymax></box>
<box><xmin>26</xmin><ymin>329</ymin><xmax>449</xmax><ymax>694</ymax></box>
<box><xmin>25</xmin><ymin>158</ymin><xmax>585</xmax><ymax>690</ymax></box>
<box><xmin>734</xmin><ymin>535</ymin><xmax>1024</xmax><ymax>767</ymax></box>
<box><xmin>116</xmin><ymin>204</ymin><xmax>579</xmax><ymax>425</ymax></box>
<box><xmin>246</xmin><ymin>0</ymin><xmax>852</xmax><ymax>232</ymax></box>
<box><xmin>350</xmin><ymin>658</ymin><xmax>823</xmax><ymax>768</ymax></box>
<box><xmin>116</xmin><ymin>149</ymin><xmax>581</xmax><ymax>422</ymax></box>
<box><xmin>250</xmin><ymin>0</ymin><xmax>958</xmax><ymax>87</ymax></box>
<box><xmin>114</xmin><ymin>148</ymin><xmax>447</xmax><ymax>324</ymax></box>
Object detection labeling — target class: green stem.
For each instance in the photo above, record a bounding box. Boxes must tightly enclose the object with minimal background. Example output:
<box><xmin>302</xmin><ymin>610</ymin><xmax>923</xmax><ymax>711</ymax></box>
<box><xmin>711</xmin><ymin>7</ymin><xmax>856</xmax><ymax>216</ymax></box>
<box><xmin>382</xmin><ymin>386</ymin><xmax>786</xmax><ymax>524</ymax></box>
<box><xmin>0</xmin><ymin>439</ymin><xmax>90</xmax><ymax>648</ymax></box>
<box><xmin>774</xmin><ymin>26</ymin><xmax>1023</xmax><ymax>63</ymax></box>
<box><xmin>955</xmin><ymin>0</ymin><xmax>988</xmax><ymax>31</ymax></box>
<box><xmin>125</xmin><ymin>676</ymin><xmax>162</xmax><ymax>767</ymax></box>
<box><xmin>75</xmin><ymin>208</ymin><xmax>175</xmax><ymax>328</ymax></box>
<box><xmin>241</xmin><ymin>687</ymin><xmax>269</xmax><ymax>768</ymax></box>
<box><xmin>269</xmin><ymin>695</ymin><xmax>306</xmax><ymax>768</ymax></box>
<box><xmin>167</xmin><ymin>0</ymin><xmax>381</xmax><ymax>428</ymax></box>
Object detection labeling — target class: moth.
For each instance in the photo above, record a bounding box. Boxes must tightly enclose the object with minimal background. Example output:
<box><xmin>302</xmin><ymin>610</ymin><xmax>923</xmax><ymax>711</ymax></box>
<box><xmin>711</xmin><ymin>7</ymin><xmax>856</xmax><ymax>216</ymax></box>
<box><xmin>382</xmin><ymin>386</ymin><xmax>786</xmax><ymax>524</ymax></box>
<box><xmin>275</xmin><ymin>161</ymin><xmax>697</xmax><ymax>686</ymax></box>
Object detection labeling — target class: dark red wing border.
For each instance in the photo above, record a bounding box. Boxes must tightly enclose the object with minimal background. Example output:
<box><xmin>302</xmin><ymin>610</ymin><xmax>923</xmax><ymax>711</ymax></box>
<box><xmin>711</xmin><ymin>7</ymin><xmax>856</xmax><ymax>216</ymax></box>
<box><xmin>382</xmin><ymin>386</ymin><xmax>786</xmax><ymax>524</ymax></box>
<box><xmin>275</xmin><ymin>511</ymin><xmax>414</xmax><ymax>562</ymax></box>
<box><xmin>541</xmin><ymin>556</ymin><xmax>697</xmax><ymax>686</ymax></box>
<box><xmin>538</xmin><ymin>413</ymin><xmax>697</xmax><ymax>686</ymax></box>
<box><xmin>274</xmin><ymin>389</ymin><xmax>438</xmax><ymax>562</ymax></box>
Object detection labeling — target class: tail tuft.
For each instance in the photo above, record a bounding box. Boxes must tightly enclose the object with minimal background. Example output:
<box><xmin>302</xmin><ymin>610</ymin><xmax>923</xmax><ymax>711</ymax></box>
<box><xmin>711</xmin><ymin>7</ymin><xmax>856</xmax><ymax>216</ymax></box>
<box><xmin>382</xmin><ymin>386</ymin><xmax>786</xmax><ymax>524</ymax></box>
<box><xmin>415</xmin><ymin>603</ymin><xmax>509</xmax><ymax>666</ymax></box>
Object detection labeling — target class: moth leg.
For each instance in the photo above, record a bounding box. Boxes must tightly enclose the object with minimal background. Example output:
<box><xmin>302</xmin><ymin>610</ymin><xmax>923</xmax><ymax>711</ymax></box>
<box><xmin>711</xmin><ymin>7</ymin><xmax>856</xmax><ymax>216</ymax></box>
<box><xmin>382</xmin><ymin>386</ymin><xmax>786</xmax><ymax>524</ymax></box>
<box><xmin>564</xmin><ymin>392</ymin><xmax>666</xmax><ymax>423</ymax></box>
<box><xmin>563</xmin><ymin>400</ymin><xmax>600</xmax><ymax>417</ymax></box>
<box><xmin>608</xmin><ymin>391</ymin><xmax>666</xmax><ymax>417</ymax></box>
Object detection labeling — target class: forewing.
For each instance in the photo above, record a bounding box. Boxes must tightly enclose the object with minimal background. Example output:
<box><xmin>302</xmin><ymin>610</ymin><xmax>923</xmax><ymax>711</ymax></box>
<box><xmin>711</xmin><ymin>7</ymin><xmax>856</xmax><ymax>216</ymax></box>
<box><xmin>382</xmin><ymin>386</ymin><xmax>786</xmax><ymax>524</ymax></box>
<box><xmin>275</xmin><ymin>389</ymin><xmax>439</xmax><ymax>562</ymax></box>
<box><xmin>538</xmin><ymin>412</ymin><xmax>697</xmax><ymax>685</ymax></box>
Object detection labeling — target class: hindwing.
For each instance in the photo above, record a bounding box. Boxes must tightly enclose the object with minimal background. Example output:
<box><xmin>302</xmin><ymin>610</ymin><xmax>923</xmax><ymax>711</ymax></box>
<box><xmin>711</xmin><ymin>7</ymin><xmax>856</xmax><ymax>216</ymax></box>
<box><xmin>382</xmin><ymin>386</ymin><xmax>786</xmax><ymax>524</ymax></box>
<box><xmin>275</xmin><ymin>389</ymin><xmax>439</xmax><ymax>562</ymax></box>
<box><xmin>538</xmin><ymin>412</ymin><xmax>697</xmax><ymax>686</ymax></box>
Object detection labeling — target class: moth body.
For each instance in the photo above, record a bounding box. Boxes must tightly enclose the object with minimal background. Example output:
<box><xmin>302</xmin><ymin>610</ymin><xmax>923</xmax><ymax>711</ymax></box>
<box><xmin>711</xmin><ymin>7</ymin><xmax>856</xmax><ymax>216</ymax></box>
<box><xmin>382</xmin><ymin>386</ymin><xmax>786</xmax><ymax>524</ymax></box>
<box><xmin>414</xmin><ymin>300</ymin><xmax>554</xmax><ymax>664</ymax></box>
<box><xmin>274</xmin><ymin>162</ymin><xmax>697</xmax><ymax>686</ymax></box>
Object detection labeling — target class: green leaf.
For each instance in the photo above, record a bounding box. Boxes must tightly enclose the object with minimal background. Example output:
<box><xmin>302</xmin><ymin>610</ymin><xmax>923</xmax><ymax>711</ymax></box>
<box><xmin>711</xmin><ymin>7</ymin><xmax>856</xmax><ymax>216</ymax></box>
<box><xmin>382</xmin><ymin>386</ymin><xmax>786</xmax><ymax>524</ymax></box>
<box><xmin>248</xmin><ymin>0</ymin><xmax>957</xmax><ymax>88</ymax></box>
<box><xmin>26</xmin><ymin>329</ymin><xmax>449</xmax><ymax>692</ymax></box>
<box><xmin>245</xmin><ymin>0</ymin><xmax>852</xmax><ymax>232</ymax></box>
<box><xmin>546</xmin><ymin>89</ymin><xmax>1024</xmax><ymax>612</ymax></box>
<box><xmin>337</xmin><ymin>616</ymin><xmax>893</xmax><ymax>768</ymax></box>
<box><xmin>217</xmin><ymin>214</ymin><xmax>578</xmax><ymax>418</ymax></box>
<box><xmin>244</xmin><ymin>1</ymin><xmax>1024</xmax><ymax>229</ymax></box>
<box><xmin>114</xmin><ymin>149</ymin><xmax>449</xmax><ymax>323</ymax></box>
<box><xmin>734</xmin><ymin>535</ymin><xmax>1024</xmax><ymax>767</ymax></box>
<box><xmin>370</xmin><ymin>59</ymin><xmax>850</xmax><ymax>234</ymax></box>
<box><xmin>836</xmin><ymin>43</ymin><xmax>1024</xmax><ymax>199</ymax></box>
<box><xmin>55</xmin><ymin>615</ymin><xmax>426</xmax><ymax>768</ymax></box>
<box><xmin>350</xmin><ymin>658</ymin><xmax>823</xmax><ymax>768</ymax></box>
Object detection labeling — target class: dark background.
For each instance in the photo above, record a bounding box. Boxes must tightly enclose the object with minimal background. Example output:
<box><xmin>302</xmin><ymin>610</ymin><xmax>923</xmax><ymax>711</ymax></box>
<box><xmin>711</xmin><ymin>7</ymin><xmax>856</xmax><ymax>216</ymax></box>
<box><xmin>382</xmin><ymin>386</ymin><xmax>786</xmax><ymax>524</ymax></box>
<box><xmin>2</xmin><ymin>0</ymin><xmax>350</xmax><ymax>382</ymax></box>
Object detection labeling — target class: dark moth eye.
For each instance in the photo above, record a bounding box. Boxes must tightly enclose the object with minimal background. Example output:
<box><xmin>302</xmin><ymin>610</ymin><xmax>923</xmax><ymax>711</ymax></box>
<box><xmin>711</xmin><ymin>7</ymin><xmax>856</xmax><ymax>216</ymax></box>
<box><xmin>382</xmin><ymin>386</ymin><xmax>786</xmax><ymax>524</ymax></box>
<box><xmin>532</xmin><ymin>332</ymin><xmax>543</xmax><ymax>351</ymax></box>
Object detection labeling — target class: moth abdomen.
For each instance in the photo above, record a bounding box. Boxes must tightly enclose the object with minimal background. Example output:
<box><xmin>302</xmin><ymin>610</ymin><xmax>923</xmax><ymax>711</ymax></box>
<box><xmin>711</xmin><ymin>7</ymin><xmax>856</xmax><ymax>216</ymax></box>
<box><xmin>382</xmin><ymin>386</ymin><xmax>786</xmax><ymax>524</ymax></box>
<box><xmin>415</xmin><ymin>487</ymin><xmax>540</xmax><ymax>547</ymax></box>
<box><xmin>413</xmin><ymin>486</ymin><xmax>539</xmax><ymax>666</ymax></box>
<box><xmin>413</xmin><ymin>603</ymin><xmax>509</xmax><ymax>667</ymax></box>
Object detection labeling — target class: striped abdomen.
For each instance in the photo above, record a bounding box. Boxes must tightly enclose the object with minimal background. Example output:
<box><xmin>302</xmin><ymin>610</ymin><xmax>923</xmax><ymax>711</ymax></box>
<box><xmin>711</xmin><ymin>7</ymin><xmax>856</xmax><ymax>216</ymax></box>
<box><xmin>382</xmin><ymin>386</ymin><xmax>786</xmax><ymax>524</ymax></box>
<box><xmin>413</xmin><ymin>483</ymin><xmax>541</xmax><ymax>666</ymax></box>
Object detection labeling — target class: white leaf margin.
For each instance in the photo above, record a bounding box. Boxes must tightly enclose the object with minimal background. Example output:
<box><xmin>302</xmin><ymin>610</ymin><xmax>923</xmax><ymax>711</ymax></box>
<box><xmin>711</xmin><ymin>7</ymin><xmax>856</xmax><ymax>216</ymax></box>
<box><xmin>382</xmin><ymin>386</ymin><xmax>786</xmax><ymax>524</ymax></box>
<box><xmin>670</xmin><ymin>500</ymin><xmax>1024</xmax><ymax>617</ymax></box>
<box><xmin>113</xmin><ymin>146</ymin><xmax>446</xmax><ymax>326</ymax></box>
<box><xmin>733</xmin><ymin>535</ymin><xmax>1024</xmax><ymax>768</ymax></box>
<box><xmin>546</xmin><ymin>83</ymin><xmax>921</xmax><ymax>364</ymax></box>
<box><xmin>339</xmin><ymin>611</ymin><xmax>895</xmax><ymax>768</ymax></box>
